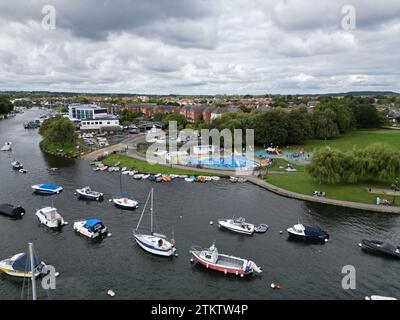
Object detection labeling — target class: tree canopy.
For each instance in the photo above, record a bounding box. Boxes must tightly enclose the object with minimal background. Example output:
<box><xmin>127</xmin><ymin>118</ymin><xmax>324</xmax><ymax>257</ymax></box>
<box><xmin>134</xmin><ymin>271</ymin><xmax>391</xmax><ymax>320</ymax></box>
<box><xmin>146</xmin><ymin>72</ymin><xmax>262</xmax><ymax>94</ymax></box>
<box><xmin>0</xmin><ymin>96</ymin><xmax>13</xmax><ymax>115</ymax></box>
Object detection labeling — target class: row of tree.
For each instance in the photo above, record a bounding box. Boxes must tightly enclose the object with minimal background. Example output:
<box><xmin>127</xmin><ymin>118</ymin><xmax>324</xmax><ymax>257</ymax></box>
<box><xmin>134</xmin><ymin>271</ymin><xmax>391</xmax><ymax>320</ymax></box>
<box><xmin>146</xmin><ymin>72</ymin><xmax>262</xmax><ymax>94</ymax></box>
<box><xmin>208</xmin><ymin>98</ymin><xmax>387</xmax><ymax>146</ymax></box>
<box><xmin>0</xmin><ymin>96</ymin><xmax>13</xmax><ymax>115</ymax></box>
<box><xmin>307</xmin><ymin>144</ymin><xmax>400</xmax><ymax>184</ymax></box>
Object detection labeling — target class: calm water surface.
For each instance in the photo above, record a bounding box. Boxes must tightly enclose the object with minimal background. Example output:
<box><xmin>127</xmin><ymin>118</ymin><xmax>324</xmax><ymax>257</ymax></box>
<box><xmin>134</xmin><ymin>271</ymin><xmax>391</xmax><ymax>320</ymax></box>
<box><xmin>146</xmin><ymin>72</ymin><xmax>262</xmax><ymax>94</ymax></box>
<box><xmin>0</xmin><ymin>109</ymin><xmax>399</xmax><ymax>300</ymax></box>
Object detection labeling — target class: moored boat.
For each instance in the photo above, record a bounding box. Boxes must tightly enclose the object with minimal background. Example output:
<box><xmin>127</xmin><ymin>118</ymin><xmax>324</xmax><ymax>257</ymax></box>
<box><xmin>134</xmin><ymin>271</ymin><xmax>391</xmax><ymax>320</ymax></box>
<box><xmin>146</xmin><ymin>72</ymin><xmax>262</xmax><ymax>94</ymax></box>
<box><xmin>11</xmin><ymin>160</ymin><xmax>24</xmax><ymax>170</ymax></box>
<box><xmin>73</xmin><ymin>218</ymin><xmax>108</xmax><ymax>239</ymax></box>
<box><xmin>184</xmin><ymin>176</ymin><xmax>196</xmax><ymax>182</ymax></box>
<box><xmin>1</xmin><ymin>142</ymin><xmax>12</xmax><ymax>151</ymax></box>
<box><xmin>162</xmin><ymin>175</ymin><xmax>171</xmax><ymax>182</ymax></box>
<box><xmin>113</xmin><ymin>194</ymin><xmax>139</xmax><ymax>210</ymax></box>
<box><xmin>287</xmin><ymin>223</ymin><xmax>329</xmax><ymax>242</ymax></box>
<box><xmin>32</xmin><ymin>183</ymin><xmax>63</xmax><ymax>194</ymax></box>
<box><xmin>133</xmin><ymin>189</ymin><xmax>177</xmax><ymax>257</ymax></box>
<box><xmin>0</xmin><ymin>204</ymin><xmax>25</xmax><ymax>218</ymax></box>
<box><xmin>365</xmin><ymin>295</ymin><xmax>398</xmax><ymax>300</ymax></box>
<box><xmin>0</xmin><ymin>251</ymin><xmax>46</xmax><ymax>278</ymax></box>
<box><xmin>76</xmin><ymin>186</ymin><xmax>103</xmax><ymax>201</ymax></box>
<box><xmin>35</xmin><ymin>207</ymin><xmax>68</xmax><ymax>229</ymax></box>
<box><xmin>189</xmin><ymin>243</ymin><xmax>262</xmax><ymax>277</ymax></box>
<box><xmin>133</xmin><ymin>174</ymin><xmax>144</xmax><ymax>180</ymax></box>
<box><xmin>218</xmin><ymin>217</ymin><xmax>255</xmax><ymax>235</ymax></box>
<box><xmin>360</xmin><ymin>239</ymin><xmax>400</xmax><ymax>258</ymax></box>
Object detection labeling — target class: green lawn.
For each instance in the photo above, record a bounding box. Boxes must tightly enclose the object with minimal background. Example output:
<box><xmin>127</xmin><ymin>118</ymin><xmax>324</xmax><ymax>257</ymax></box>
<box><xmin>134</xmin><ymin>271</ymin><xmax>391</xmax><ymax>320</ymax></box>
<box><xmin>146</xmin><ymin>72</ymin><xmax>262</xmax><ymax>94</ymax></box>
<box><xmin>303</xmin><ymin>129</ymin><xmax>400</xmax><ymax>153</ymax></box>
<box><xmin>102</xmin><ymin>154</ymin><xmax>225</xmax><ymax>176</ymax></box>
<box><xmin>267</xmin><ymin>172</ymin><xmax>400</xmax><ymax>206</ymax></box>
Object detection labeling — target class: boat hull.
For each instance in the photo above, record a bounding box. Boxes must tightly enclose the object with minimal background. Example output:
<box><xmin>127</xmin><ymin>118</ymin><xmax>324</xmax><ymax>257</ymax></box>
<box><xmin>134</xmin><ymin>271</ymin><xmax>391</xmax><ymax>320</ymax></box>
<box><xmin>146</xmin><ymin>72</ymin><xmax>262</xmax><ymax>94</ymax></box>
<box><xmin>76</xmin><ymin>190</ymin><xmax>103</xmax><ymax>201</ymax></box>
<box><xmin>134</xmin><ymin>234</ymin><xmax>176</xmax><ymax>257</ymax></box>
<box><xmin>218</xmin><ymin>221</ymin><xmax>254</xmax><ymax>235</ymax></box>
<box><xmin>191</xmin><ymin>252</ymin><xmax>250</xmax><ymax>276</ymax></box>
<box><xmin>32</xmin><ymin>185</ymin><xmax>63</xmax><ymax>194</ymax></box>
<box><xmin>361</xmin><ymin>240</ymin><xmax>400</xmax><ymax>258</ymax></box>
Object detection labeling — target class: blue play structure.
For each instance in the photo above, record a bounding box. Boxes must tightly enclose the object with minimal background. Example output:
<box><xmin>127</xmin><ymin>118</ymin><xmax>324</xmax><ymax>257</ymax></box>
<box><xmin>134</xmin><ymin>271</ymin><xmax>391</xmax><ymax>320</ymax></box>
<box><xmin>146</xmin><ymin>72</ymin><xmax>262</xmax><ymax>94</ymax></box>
<box><xmin>185</xmin><ymin>156</ymin><xmax>260</xmax><ymax>169</ymax></box>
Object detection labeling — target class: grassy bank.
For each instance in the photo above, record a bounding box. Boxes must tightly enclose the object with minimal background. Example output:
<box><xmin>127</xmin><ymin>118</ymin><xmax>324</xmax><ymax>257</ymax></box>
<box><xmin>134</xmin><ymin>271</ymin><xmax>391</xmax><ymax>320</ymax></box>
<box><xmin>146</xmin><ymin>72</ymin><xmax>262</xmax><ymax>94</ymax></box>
<box><xmin>102</xmin><ymin>154</ymin><xmax>225</xmax><ymax>176</ymax></box>
<box><xmin>303</xmin><ymin>129</ymin><xmax>400</xmax><ymax>153</ymax></box>
<box><xmin>40</xmin><ymin>140</ymin><xmax>85</xmax><ymax>158</ymax></box>
<box><xmin>266</xmin><ymin>171</ymin><xmax>400</xmax><ymax>206</ymax></box>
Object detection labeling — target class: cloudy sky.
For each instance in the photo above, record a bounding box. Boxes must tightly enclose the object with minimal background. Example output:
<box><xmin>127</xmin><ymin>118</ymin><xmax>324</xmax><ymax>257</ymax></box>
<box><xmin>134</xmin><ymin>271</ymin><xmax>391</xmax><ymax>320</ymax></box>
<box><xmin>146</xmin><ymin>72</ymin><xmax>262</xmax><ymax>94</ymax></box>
<box><xmin>0</xmin><ymin>0</ymin><xmax>399</xmax><ymax>94</ymax></box>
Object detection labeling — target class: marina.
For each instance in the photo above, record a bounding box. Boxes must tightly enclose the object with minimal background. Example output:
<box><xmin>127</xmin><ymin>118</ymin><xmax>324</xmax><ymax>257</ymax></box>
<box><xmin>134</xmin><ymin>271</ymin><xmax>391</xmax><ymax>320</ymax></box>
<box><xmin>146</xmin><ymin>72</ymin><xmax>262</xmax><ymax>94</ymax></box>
<box><xmin>0</xmin><ymin>109</ymin><xmax>399</xmax><ymax>299</ymax></box>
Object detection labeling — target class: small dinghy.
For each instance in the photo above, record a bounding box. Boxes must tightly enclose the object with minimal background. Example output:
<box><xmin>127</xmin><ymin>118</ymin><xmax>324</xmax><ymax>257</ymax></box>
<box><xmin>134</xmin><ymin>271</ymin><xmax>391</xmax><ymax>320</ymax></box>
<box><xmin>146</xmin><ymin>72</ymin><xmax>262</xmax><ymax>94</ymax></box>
<box><xmin>76</xmin><ymin>186</ymin><xmax>103</xmax><ymax>201</ymax></box>
<box><xmin>142</xmin><ymin>174</ymin><xmax>150</xmax><ymax>180</ymax></box>
<box><xmin>113</xmin><ymin>194</ymin><xmax>139</xmax><ymax>210</ymax></box>
<box><xmin>148</xmin><ymin>174</ymin><xmax>157</xmax><ymax>182</ymax></box>
<box><xmin>35</xmin><ymin>207</ymin><xmax>68</xmax><ymax>229</ymax></box>
<box><xmin>0</xmin><ymin>204</ymin><xmax>25</xmax><ymax>218</ymax></box>
<box><xmin>162</xmin><ymin>175</ymin><xmax>171</xmax><ymax>182</ymax></box>
<box><xmin>32</xmin><ymin>183</ymin><xmax>63</xmax><ymax>194</ymax></box>
<box><xmin>229</xmin><ymin>176</ymin><xmax>238</xmax><ymax>183</ymax></box>
<box><xmin>197</xmin><ymin>176</ymin><xmax>207</xmax><ymax>183</ymax></box>
<box><xmin>189</xmin><ymin>243</ymin><xmax>262</xmax><ymax>277</ymax></box>
<box><xmin>0</xmin><ymin>142</ymin><xmax>12</xmax><ymax>152</ymax></box>
<box><xmin>185</xmin><ymin>176</ymin><xmax>196</xmax><ymax>182</ymax></box>
<box><xmin>133</xmin><ymin>189</ymin><xmax>177</xmax><ymax>257</ymax></box>
<box><xmin>73</xmin><ymin>218</ymin><xmax>108</xmax><ymax>239</ymax></box>
<box><xmin>121</xmin><ymin>170</ymin><xmax>131</xmax><ymax>175</ymax></box>
<box><xmin>155</xmin><ymin>176</ymin><xmax>163</xmax><ymax>182</ymax></box>
<box><xmin>11</xmin><ymin>160</ymin><xmax>24</xmax><ymax>170</ymax></box>
<box><xmin>255</xmin><ymin>224</ymin><xmax>269</xmax><ymax>233</ymax></box>
<box><xmin>0</xmin><ymin>250</ymin><xmax>46</xmax><ymax>278</ymax></box>
<box><xmin>218</xmin><ymin>217</ymin><xmax>255</xmax><ymax>235</ymax></box>
<box><xmin>133</xmin><ymin>174</ymin><xmax>144</xmax><ymax>180</ymax></box>
<box><xmin>360</xmin><ymin>239</ymin><xmax>400</xmax><ymax>258</ymax></box>
<box><xmin>19</xmin><ymin>169</ymin><xmax>28</xmax><ymax>174</ymax></box>
<box><xmin>211</xmin><ymin>176</ymin><xmax>220</xmax><ymax>181</ymax></box>
<box><xmin>287</xmin><ymin>223</ymin><xmax>329</xmax><ymax>242</ymax></box>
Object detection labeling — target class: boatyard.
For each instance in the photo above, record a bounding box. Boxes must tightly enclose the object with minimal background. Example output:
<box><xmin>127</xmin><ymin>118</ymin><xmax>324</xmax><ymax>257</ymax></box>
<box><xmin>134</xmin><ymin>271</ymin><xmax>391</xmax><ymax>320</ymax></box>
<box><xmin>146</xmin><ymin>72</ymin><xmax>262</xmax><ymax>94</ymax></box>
<box><xmin>0</xmin><ymin>108</ymin><xmax>399</xmax><ymax>300</ymax></box>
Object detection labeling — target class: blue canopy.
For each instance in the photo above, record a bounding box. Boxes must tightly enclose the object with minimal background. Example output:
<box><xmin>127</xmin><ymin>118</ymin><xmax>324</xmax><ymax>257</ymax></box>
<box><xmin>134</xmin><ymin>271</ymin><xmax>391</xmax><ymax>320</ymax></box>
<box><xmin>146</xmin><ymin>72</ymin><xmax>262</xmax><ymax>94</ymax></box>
<box><xmin>84</xmin><ymin>219</ymin><xmax>103</xmax><ymax>228</ymax></box>
<box><xmin>11</xmin><ymin>253</ymin><xmax>40</xmax><ymax>272</ymax></box>
<box><xmin>39</xmin><ymin>183</ymin><xmax>61</xmax><ymax>190</ymax></box>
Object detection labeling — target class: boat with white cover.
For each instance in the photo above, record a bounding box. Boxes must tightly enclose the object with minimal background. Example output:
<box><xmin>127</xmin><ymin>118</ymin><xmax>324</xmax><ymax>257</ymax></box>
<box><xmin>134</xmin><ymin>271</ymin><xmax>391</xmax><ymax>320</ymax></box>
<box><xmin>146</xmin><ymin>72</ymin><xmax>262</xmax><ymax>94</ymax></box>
<box><xmin>189</xmin><ymin>243</ymin><xmax>262</xmax><ymax>276</ymax></box>
<box><xmin>35</xmin><ymin>207</ymin><xmax>68</xmax><ymax>229</ymax></box>
<box><xmin>133</xmin><ymin>189</ymin><xmax>176</xmax><ymax>257</ymax></box>
<box><xmin>73</xmin><ymin>218</ymin><xmax>108</xmax><ymax>239</ymax></box>
<box><xmin>32</xmin><ymin>183</ymin><xmax>63</xmax><ymax>194</ymax></box>
<box><xmin>76</xmin><ymin>186</ymin><xmax>103</xmax><ymax>201</ymax></box>
<box><xmin>218</xmin><ymin>217</ymin><xmax>255</xmax><ymax>235</ymax></box>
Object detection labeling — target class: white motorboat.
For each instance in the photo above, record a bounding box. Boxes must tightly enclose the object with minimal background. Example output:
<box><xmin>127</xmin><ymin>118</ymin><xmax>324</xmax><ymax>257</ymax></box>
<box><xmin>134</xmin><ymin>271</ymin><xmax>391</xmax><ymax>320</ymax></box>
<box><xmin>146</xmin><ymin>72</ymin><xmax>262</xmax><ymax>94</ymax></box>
<box><xmin>0</xmin><ymin>247</ymin><xmax>46</xmax><ymax>278</ymax></box>
<box><xmin>287</xmin><ymin>223</ymin><xmax>329</xmax><ymax>242</ymax></box>
<box><xmin>365</xmin><ymin>295</ymin><xmax>397</xmax><ymax>300</ymax></box>
<box><xmin>76</xmin><ymin>186</ymin><xmax>103</xmax><ymax>201</ymax></box>
<box><xmin>73</xmin><ymin>218</ymin><xmax>108</xmax><ymax>239</ymax></box>
<box><xmin>113</xmin><ymin>194</ymin><xmax>139</xmax><ymax>210</ymax></box>
<box><xmin>1</xmin><ymin>142</ymin><xmax>12</xmax><ymax>151</ymax></box>
<box><xmin>11</xmin><ymin>160</ymin><xmax>24</xmax><ymax>170</ymax></box>
<box><xmin>133</xmin><ymin>189</ymin><xmax>176</xmax><ymax>257</ymax></box>
<box><xmin>19</xmin><ymin>169</ymin><xmax>28</xmax><ymax>174</ymax></box>
<box><xmin>35</xmin><ymin>207</ymin><xmax>68</xmax><ymax>229</ymax></box>
<box><xmin>218</xmin><ymin>217</ymin><xmax>255</xmax><ymax>235</ymax></box>
<box><xmin>189</xmin><ymin>243</ymin><xmax>262</xmax><ymax>276</ymax></box>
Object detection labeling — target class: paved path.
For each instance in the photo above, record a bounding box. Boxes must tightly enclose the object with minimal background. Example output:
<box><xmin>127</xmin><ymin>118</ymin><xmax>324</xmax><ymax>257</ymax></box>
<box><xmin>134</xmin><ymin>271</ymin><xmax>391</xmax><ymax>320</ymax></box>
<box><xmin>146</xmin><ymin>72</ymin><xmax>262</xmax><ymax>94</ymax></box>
<box><xmin>84</xmin><ymin>135</ymin><xmax>400</xmax><ymax>214</ymax></box>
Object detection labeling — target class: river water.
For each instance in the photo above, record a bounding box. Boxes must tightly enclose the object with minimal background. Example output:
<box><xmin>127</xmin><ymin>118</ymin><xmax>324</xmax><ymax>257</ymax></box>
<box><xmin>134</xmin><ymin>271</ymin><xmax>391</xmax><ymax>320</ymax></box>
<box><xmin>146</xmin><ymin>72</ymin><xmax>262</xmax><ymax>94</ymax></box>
<box><xmin>0</xmin><ymin>109</ymin><xmax>399</xmax><ymax>300</ymax></box>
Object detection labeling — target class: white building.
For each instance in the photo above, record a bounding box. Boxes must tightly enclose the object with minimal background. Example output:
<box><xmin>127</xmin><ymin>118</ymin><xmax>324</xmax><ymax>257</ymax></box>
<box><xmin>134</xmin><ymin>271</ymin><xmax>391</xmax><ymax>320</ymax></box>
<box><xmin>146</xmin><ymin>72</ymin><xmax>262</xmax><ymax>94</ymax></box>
<box><xmin>68</xmin><ymin>104</ymin><xmax>108</xmax><ymax>121</ymax></box>
<box><xmin>80</xmin><ymin>118</ymin><xmax>121</xmax><ymax>132</ymax></box>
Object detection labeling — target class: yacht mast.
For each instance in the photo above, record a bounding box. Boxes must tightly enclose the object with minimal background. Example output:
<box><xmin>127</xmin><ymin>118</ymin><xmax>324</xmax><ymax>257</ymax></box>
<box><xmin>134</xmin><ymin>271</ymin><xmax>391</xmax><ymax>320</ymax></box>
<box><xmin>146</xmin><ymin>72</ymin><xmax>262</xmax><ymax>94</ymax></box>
<box><xmin>28</xmin><ymin>243</ymin><xmax>37</xmax><ymax>300</ymax></box>
<box><xmin>150</xmin><ymin>188</ymin><xmax>154</xmax><ymax>235</ymax></box>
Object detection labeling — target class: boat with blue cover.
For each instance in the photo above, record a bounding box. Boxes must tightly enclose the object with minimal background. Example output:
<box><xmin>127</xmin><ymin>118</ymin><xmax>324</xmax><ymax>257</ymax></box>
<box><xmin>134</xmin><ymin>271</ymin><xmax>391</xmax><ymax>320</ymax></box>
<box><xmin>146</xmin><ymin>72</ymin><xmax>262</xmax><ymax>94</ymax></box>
<box><xmin>32</xmin><ymin>183</ymin><xmax>63</xmax><ymax>194</ymax></box>
<box><xmin>73</xmin><ymin>218</ymin><xmax>108</xmax><ymax>238</ymax></box>
<box><xmin>0</xmin><ymin>250</ymin><xmax>46</xmax><ymax>278</ymax></box>
<box><xmin>287</xmin><ymin>223</ymin><xmax>329</xmax><ymax>242</ymax></box>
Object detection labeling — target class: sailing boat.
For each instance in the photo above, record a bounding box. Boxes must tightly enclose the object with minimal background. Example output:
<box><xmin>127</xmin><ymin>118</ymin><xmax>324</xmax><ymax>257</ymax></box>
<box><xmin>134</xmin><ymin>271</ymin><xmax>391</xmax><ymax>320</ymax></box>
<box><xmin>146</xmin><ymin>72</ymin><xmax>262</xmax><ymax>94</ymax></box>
<box><xmin>133</xmin><ymin>188</ymin><xmax>176</xmax><ymax>257</ymax></box>
<box><xmin>112</xmin><ymin>171</ymin><xmax>138</xmax><ymax>210</ymax></box>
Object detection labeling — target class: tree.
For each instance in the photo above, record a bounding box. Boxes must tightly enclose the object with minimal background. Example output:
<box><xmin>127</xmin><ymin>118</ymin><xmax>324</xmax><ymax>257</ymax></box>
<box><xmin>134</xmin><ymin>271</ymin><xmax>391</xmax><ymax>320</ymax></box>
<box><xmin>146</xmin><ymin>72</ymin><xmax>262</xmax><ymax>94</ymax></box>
<box><xmin>286</xmin><ymin>109</ymin><xmax>313</xmax><ymax>145</ymax></box>
<box><xmin>162</xmin><ymin>113</ymin><xmax>187</xmax><ymax>130</ymax></box>
<box><xmin>351</xmin><ymin>104</ymin><xmax>380</xmax><ymax>128</ymax></box>
<box><xmin>40</xmin><ymin>116</ymin><xmax>76</xmax><ymax>148</ymax></box>
<box><xmin>0</xmin><ymin>96</ymin><xmax>13</xmax><ymax>115</ymax></box>
<box><xmin>317</xmin><ymin>98</ymin><xmax>353</xmax><ymax>133</ymax></box>
<box><xmin>312</xmin><ymin>109</ymin><xmax>340</xmax><ymax>140</ymax></box>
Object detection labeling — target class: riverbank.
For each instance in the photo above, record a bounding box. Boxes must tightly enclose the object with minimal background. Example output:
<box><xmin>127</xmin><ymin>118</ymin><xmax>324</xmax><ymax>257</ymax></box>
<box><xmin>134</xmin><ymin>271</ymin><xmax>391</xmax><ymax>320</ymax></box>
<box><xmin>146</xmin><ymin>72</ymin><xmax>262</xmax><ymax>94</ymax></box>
<box><xmin>102</xmin><ymin>154</ymin><xmax>225</xmax><ymax>176</ymax></box>
<box><xmin>40</xmin><ymin>140</ymin><xmax>85</xmax><ymax>158</ymax></box>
